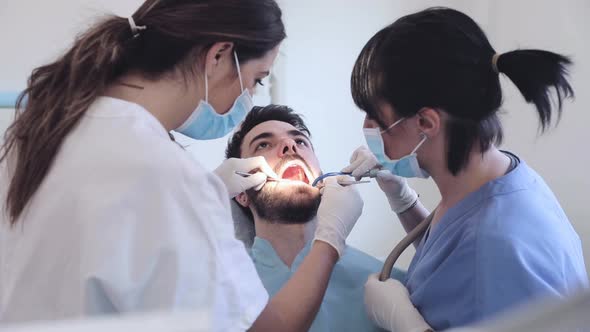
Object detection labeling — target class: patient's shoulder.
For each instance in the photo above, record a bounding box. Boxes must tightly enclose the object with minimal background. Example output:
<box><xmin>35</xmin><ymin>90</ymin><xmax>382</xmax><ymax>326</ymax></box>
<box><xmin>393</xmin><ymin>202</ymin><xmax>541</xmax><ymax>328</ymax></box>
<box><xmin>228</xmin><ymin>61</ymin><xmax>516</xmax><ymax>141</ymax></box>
<box><xmin>338</xmin><ymin>246</ymin><xmax>383</xmax><ymax>273</ymax></box>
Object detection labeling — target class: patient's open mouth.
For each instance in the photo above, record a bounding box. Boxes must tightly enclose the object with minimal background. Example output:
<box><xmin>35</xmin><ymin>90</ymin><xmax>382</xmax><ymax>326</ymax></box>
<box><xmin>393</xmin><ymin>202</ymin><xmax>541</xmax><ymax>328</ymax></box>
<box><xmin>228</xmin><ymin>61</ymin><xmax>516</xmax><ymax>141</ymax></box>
<box><xmin>279</xmin><ymin>164</ymin><xmax>310</xmax><ymax>184</ymax></box>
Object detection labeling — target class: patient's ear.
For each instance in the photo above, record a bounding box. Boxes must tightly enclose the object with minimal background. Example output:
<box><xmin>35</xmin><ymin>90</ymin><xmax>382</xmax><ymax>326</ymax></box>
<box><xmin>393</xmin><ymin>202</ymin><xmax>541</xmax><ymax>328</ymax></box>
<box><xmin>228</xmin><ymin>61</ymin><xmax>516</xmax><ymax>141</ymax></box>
<box><xmin>235</xmin><ymin>192</ymin><xmax>250</xmax><ymax>208</ymax></box>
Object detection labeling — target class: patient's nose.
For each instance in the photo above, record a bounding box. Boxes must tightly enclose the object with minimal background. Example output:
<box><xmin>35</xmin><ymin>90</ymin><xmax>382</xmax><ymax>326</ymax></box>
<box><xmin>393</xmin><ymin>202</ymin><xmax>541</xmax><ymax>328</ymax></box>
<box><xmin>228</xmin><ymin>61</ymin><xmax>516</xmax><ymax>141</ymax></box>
<box><xmin>278</xmin><ymin>139</ymin><xmax>298</xmax><ymax>158</ymax></box>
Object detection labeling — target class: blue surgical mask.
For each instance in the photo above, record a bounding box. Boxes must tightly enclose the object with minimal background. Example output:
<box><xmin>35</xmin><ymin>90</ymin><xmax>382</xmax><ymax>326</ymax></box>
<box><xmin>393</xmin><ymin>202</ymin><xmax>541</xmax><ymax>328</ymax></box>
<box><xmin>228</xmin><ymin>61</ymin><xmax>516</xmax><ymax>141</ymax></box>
<box><xmin>176</xmin><ymin>51</ymin><xmax>253</xmax><ymax>140</ymax></box>
<box><xmin>363</xmin><ymin>118</ymin><xmax>430</xmax><ymax>179</ymax></box>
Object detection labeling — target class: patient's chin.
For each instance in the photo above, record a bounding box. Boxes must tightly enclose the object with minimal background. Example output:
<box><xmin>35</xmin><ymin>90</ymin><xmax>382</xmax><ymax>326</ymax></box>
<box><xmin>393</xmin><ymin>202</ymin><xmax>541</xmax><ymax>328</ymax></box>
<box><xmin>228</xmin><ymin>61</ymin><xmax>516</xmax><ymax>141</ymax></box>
<box><xmin>247</xmin><ymin>182</ymin><xmax>321</xmax><ymax>224</ymax></box>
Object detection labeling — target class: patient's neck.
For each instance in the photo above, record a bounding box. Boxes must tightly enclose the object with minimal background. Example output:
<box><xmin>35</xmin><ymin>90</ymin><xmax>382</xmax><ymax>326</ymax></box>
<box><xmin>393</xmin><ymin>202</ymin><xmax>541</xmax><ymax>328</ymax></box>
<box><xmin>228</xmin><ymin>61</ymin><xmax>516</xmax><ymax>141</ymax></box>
<box><xmin>254</xmin><ymin>218</ymin><xmax>316</xmax><ymax>268</ymax></box>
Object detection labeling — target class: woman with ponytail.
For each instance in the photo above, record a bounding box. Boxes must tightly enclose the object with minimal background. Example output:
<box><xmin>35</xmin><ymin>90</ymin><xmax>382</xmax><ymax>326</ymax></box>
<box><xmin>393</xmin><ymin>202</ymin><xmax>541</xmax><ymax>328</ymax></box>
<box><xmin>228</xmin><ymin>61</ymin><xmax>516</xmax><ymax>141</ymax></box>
<box><xmin>0</xmin><ymin>1</ymin><xmax>364</xmax><ymax>331</ymax></box>
<box><xmin>343</xmin><ymin>7</ymin><xmax>589</xmax><ymax>332</ymax></box>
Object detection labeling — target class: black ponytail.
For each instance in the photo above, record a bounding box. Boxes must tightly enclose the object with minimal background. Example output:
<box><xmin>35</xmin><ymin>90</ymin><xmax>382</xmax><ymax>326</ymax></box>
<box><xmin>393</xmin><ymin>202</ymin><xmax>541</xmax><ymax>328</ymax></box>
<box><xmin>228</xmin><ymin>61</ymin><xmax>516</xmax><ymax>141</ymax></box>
<box><xmin>497</xmin><ymin>50</ymin><xmax>574</xmax><ymax>130</ymax></box>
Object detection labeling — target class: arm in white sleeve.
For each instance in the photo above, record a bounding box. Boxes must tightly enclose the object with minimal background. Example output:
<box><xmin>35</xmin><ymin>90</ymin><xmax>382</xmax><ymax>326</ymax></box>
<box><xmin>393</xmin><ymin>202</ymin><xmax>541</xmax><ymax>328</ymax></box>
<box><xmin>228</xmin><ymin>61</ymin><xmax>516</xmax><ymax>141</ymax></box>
<box><xmin>81</xmin><ymin>153</ymin><xmax>268</xmax><ymax>331</ymax></box>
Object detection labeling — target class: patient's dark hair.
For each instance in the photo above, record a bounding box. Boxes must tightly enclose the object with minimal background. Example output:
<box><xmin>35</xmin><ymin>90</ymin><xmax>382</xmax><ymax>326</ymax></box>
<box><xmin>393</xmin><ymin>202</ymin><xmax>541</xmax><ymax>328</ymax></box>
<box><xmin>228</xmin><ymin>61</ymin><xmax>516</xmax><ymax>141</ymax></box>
<box><xmin>351</xmin><ymin>7</ymin><xmax>574</xmax><ymax>175</ymax></box>
<box><xmin>226</xmin><ymin>104</ymin><xmax>311</xmax><ymax>159</ymax></box>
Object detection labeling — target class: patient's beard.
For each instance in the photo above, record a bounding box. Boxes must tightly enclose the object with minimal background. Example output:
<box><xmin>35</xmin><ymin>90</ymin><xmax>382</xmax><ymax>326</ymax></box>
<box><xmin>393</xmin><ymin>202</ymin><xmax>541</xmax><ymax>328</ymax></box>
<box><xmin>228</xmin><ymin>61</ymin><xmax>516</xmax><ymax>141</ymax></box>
<box><xmin>247</xmin><ymin>160</ymin><xmax>321</xmax><ymax>224</ymax></box>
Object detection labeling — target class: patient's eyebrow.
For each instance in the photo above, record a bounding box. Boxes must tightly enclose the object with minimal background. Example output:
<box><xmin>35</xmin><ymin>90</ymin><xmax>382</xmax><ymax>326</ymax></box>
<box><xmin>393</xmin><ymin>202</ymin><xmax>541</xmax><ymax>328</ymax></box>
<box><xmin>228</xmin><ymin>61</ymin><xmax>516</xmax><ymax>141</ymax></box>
<box><xmin>249</xmin><ymin>132</ymin><xmax>275</xmax><ymax>148</ymax></box>
<box><xmin>288</xmin><ymin>130</ymin><xmax>313</xmax><ymax>148</ymax></box>
<box><xmin>287</xmin><ymin>130</ymin><xmax>307</xmax><ymax>138</ymax></box>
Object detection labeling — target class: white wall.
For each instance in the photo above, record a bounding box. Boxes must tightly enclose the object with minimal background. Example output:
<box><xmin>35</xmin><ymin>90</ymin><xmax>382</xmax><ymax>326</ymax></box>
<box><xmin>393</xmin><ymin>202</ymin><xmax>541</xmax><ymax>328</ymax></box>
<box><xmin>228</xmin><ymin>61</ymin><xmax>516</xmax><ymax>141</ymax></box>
<box><xmin>0</xmin><ymin>0</ymin><xmax>143</xmax><ymax>135</ymax></box>
<box><xmin>0</xmin><ymin>111</ymin><xmax>13</xmax><ymax>137</ymax></box>
<box><xmin>0</xmin><ymin>0</ymin><xmax>588</xmax><ymax>272</ymax></box>
<box><xmin>0</xmin><ymin>1</ymin><xmax>143</xmax><ymax>90</ymax></box>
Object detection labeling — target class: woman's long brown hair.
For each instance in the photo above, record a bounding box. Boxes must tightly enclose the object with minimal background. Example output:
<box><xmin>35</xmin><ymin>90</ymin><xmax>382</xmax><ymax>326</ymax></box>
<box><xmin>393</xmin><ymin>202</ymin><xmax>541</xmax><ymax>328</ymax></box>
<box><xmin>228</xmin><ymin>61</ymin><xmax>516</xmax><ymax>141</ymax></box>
<box><xmin>0</xmin><ymin>0</ymin><xmax>285</xmax><ymax>226</ymax></box>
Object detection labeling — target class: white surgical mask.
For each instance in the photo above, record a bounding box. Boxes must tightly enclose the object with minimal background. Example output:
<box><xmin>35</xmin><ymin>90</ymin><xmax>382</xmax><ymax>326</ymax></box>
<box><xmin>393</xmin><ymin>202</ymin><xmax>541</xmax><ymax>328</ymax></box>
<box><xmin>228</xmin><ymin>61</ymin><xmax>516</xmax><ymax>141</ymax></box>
<box><xmin>176</xmin><ymin>51</ymin><xmax>253</xmax><ymax>140</ymax></box>
<box><xmin>363</xmin><ymin>118</ymin><xmax>430</xmax><ymax>179</ymax></box>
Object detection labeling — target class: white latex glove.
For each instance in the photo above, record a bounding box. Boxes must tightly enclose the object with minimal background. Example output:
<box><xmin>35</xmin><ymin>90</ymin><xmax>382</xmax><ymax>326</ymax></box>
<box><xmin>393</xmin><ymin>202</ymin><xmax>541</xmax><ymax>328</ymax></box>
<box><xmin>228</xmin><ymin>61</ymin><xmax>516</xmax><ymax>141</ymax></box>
<box><xmin>214</xmin><ymin>156</ymin><xmax>279</xmax><ymax>198</ymax></box>
<box><xmin>313</xmin><ymin>176</ymin><xmax>363</xmax><ymax>257</ymax></box>
<box><xmin>342</xmin><ymin>146</ymin><xmax>418</xmax><ymax>214</ymax></box>
<box><xmin>365</xmin><ymin>274</ymin><xmax>433</xmax><ymax>332</ymax></box>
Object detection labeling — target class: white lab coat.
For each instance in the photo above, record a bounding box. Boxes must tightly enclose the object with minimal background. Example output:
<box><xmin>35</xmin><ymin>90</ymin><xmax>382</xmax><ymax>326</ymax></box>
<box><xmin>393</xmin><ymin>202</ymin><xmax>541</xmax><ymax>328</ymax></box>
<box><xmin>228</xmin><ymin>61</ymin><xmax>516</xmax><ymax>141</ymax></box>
<box><xmin>0</xmin><ymin>97</ymin><xmax>268</xmax><ymax>331</ymax></box>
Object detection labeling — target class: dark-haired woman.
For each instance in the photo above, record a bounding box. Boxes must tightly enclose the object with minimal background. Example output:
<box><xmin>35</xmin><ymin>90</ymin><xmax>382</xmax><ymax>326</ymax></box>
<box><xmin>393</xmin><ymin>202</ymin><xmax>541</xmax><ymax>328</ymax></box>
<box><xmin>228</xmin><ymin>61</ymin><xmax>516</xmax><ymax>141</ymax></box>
<box><xmin>0</xmin><ymin>1</ymin><xmax>364</xmax><ymax>331</ymax></box>
<box><xmin>344</xmin><ymin>7</ymin><xmax>588</xmax><ymax>331</ymax></box>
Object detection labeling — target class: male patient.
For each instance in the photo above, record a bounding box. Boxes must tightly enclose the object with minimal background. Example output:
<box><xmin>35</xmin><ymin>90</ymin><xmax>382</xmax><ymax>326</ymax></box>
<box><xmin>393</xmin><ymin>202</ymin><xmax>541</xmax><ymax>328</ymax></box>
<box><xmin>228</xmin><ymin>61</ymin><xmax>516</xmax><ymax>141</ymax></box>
<box><xmin>225</xmin><ymin>105</ymin><xmax>402</xmax><ymax>332</ymax></box>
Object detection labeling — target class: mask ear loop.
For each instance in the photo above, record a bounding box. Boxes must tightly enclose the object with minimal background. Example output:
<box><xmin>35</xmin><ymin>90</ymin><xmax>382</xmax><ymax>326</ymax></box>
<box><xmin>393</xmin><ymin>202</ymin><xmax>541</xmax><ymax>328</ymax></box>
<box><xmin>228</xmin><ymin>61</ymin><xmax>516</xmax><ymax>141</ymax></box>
<box><xmin>380</xmin><ymin>118</ymin><xmax>405</xmax><ymax>134</ymax></box>
<box><xmin>411</xmin><ymin>133</ymin><xmax>428</xmax><ymax>154</ymax></box>
<box><xmin>204</xmin><ymin>51</ymin><xmax>241</xmax><ymax>103</ymax></box>
<box><xmin>204</xmin><ymin>66</ymin><xmax>209</xmax><ymax>103</ymax></box>
<box><xmin>233</xmin><ymin>51</ymin><xmax>245</xmax><ymax>92</ymax></box>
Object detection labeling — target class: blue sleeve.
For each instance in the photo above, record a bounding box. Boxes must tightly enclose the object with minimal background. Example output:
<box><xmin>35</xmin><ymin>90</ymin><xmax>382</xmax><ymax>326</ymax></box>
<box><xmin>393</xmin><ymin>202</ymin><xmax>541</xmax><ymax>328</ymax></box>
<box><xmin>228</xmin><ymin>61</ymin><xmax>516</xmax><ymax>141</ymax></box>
<box><xmin>475</xmin><ymin>229</ymin><xmax>566</xmax><ymax>321</ymax></box>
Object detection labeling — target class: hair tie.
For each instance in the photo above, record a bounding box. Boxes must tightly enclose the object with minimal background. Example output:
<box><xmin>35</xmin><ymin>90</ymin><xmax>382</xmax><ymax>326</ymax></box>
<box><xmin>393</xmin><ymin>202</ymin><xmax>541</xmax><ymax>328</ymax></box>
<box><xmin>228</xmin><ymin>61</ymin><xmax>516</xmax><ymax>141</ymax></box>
<box><xmin>128</xmin><ymin>16</ymin><xmax>147</xmax><ymax>38</ymax></box>
<box><xmin>491</xmin><ymin>53</ymin><xmax>501</xmax><ymax>74</ymax></box>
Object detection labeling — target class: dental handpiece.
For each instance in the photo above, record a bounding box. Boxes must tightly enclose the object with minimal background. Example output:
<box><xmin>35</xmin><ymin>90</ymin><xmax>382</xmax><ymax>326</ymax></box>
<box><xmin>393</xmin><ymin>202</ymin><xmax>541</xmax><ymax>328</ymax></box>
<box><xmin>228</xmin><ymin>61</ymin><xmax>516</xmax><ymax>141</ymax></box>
<box><xmin>234</xmin><ymin>171</ymin><xmax>280</xmax><ymax>182</ymax></box>
<box><xmin>310</xmin><ymin>168</ymin><xmax>381</xmax><ymax>187</ymax></box>
<box><xmin>237</xmin><ymin>169</ymin><xmax>381</xmax><ymax>187</ymax></box>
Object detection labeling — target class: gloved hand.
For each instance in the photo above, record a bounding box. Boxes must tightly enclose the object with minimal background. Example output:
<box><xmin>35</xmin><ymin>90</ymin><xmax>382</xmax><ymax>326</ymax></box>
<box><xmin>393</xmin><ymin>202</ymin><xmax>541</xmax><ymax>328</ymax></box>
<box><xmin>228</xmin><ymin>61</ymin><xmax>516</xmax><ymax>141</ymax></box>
<box><xmin>342</xmin><ymin>146</ymin><xmax>418</xmax><ymax>214</ymax></box>
<box><xmin>365</xmin><ymin>274</ymin><xmax>432</xmax><ymax>332</ymax></box>
<box><xmin>313</xmin><ymin>176</ymin><xmax>363</xmax><ymax>257</ymax></box>
<box><xmin>214</xmin><ymin>156</ymin><xmax>278</xmax><ymax>198</ymax></box>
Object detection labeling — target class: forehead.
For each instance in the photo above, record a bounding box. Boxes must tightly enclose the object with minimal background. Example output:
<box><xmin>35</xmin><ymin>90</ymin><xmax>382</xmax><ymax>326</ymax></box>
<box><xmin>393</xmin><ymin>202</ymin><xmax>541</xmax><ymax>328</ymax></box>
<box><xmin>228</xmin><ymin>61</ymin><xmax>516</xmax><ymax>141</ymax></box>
<box><xmin>242</xmin><ymin>120</ymin><xmax>306</xmax><ymax>148</ymax></box>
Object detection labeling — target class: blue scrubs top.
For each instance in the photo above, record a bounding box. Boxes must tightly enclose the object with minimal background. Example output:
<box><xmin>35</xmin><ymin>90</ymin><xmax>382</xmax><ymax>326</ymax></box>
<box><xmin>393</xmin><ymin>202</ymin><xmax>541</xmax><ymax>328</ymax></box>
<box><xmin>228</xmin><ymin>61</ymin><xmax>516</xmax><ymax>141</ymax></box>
<box><xmin>249</xmin><ymin>237</ymin><xmax>403</xmax><ymax>332</ymax></box>
<box><xmin>405</xmin><ymin>157</ymin><xmax>589</xmax><ymax>330</ymax></box>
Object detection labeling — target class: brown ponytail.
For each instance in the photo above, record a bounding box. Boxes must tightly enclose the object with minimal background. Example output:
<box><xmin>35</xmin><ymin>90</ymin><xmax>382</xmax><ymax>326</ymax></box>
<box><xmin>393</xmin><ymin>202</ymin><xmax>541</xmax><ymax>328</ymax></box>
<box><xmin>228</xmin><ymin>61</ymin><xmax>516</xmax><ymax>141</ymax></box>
<box><xmin>1</xmin><ymin>0</ymin><xmax>286</xmax><ymax>225</ymax></box>
<box><xmin>1</xmin><ymin>16</ymin><xmax>130</xmax><ymax>226</ymax></box>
